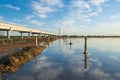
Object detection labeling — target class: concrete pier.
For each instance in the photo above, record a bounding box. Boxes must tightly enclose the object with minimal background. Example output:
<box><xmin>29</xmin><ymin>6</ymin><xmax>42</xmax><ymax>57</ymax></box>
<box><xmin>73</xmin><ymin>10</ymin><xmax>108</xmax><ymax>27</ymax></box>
<box><xmin>7</xmin><ymin>30</ymin><xmax>10</xmax><ymax>39</ymax></box>
<box><xmin>21</xmin><ymin>32</ymin><xmax>23</xmax><ymax>38</ymax></box>
<box><xmin>38</xmin><ymin>33</ymin><xmax>41</xmax><ymax>38</ymax></box>
<box><xmin>28</xmin><ymin>33</ymin><xmax>31</xmax><ymax>38</ymax></box>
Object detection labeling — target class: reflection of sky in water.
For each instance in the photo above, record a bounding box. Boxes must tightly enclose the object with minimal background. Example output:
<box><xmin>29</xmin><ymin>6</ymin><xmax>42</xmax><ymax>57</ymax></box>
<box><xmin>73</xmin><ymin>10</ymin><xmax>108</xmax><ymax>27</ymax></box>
<box><xmin>2</xmin><ymin>38</ymin><xmax>120</xmax><ymax>80</ymax></box>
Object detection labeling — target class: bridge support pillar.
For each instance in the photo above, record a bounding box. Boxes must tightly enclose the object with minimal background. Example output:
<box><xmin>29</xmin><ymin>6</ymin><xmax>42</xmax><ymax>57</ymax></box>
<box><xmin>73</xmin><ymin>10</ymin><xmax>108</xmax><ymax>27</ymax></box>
<box><xmin>21</xmin><ymin>33</ymin><xmax>23</xmax><ymax>38</ymax></box>
<box><xmin>28</xmin><ymin>33</ymin><xmax>31</xmax><ymax>38</ymax></box>
<box><xmin>38</xmin><ymin>33</ymin><xmax>41</xmax><ymax>38</ymax></box>
<box><xmin>32</xmin><ymin>34</ymin><xmax>34</xmax><ymax>37</ymax></box>
<box><xmin>48</xmin><ymin>35</ymin><xmax>50</xmax><ymax>41</ymax></box>
<box><xmin>7</xmin><ymin>30</ymin><xmax>10</xmax><ymax>39</ymax></box>
<box><xmin>44</xmin><ymin>34</ymin><xmax>46</xmax><ymax>38</ymax></box>
<box><xmin>54</xmin><ymin>35</ymin><xmax>56</xmax><ymax>39</ymax></box>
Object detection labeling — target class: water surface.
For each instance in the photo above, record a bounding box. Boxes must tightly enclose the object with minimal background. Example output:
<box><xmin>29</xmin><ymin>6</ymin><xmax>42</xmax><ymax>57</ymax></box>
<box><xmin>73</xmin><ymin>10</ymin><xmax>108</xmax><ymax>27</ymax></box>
<box><xmin>1</xmin><ymin>38</ymin><xmax>120</xmax><ymax>80</ymax></box>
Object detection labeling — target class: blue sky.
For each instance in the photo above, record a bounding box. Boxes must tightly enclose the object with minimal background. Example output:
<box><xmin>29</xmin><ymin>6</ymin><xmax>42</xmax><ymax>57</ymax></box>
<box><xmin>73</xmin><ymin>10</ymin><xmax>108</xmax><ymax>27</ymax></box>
<box><xmin>0</xmin><ymin>0</ymin><xmax>120</xmax><ymax>35</ymax></box>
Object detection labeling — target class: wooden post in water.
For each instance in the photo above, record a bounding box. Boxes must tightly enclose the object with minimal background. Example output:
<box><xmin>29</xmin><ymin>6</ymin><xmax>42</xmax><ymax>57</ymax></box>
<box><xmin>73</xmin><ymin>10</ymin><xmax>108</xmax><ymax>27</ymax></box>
<box><xmin>35</xmin><ymin>56</ymin><xmax>38</xmax><ymax>64</ymax></box>
<box><xmin>84</xmin><ymin>36</ymin><xmax>88</xmax><ymax>69</ymax></box>
<box><xmin>69</xmin><ymin>37</ymin><xmax>72</xmax><ymax>50</ymax></box>
<box><xmin>70</xmin><ymin>37</ymin><xmax>71</xmax><ymax>43</ymax></box>
<box><xmin>85</xmin><ymin>37</ymin><xmax>87</xmax><ymax>53</ymax></box>
<box><xmin>35</xmin><ymin>36</ymin><xmax>38</xmax><ymax>47</ymax></box>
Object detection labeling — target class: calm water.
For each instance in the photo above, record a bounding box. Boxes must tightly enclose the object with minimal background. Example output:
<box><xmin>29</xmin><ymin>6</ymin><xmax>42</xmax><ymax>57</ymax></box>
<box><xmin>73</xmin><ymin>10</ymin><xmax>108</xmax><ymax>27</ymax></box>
<box><xmin>1</xmin><ymin>38</ymin><xmax>120</xmax><ymax>80</ymax></box>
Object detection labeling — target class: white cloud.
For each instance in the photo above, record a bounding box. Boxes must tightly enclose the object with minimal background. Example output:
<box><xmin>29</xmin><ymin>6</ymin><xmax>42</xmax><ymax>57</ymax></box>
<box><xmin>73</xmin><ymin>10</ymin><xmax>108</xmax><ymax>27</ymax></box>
<box><xmin>30</xmin><ymin>20</ymin><xmax>43</xmax><ymax>26</ymax></box>
<box><xmin>90</xmin><ymin>7</ymin><xmax>102</xmax><ymax>16</ymax></box>
<box><xmin>71</xmin><ymin>0</ymin><xmax>90</xmax><ymax>9</ymax></box>
<box><xmin>65</xmin><ymin>0</ymin><xmax>104</xmax><ymax>22</ymax></box>
<box><xmin>32</xmin><ymin>2</ymin><xmax>54</xmax><ymax>18</ymax></box>
<box><xmin>57</xmin><ymin>21</ymin><xmax>80</xmax><ymax>35</ymax></box>
<box><xmin>38</xmin><ymin>13</ymin><xmax>49</xmax><ymax>19</ymax></box>
<box><xmin>69</xmin><ymin>0</ymin><xmax>92</xmax><ymax>21</ymax></box>
<box><xmin>40</xmin><ymin>0</ymin><xmax>64</xmax><ymax>7</ymax></box>
<box><xmin>25</xmin><ymin>15</ymin><xmax>34</xmax><ymax>20</ymax></box>
<box><xmin>5</xmin><ymin>4</ymin><xmax>20</xmax><ymax>10</ymax></box>
<box><xmin>53</xmin><ymin>0</ymin><xmax>106</xmax><ymax>35</ymax></box>
<box><xmin>24</xmin><ymin>15</ymin><xmax>45</xmax><ymax>27</ymax></box>
<box><xmin>31</xmin><ymin>0</ymin><xmax>63</xmax><ymax>18</ymax></box>
<box><xmin>109</xmin><ymin>13</ymin><xmax>120</xmax><ymax>19</ymax></box>
<box><xmin>90</xmin><ymin>0</ymin><xmax>106</xmax><ymax>6</ymax></box>
<box><xmin>116</xmin><ymin>0</ymin><xmax>120</xmax><ymax>2</ymax></box>
<box><xmin>61</xmin><ymin>20</ymin><xmax>75</xmax><ymax>26</ymax></box>
<box><xmin>12</xmin><ymin>18</ymin><xmax>21</xmax><ymax>22</ymax></box>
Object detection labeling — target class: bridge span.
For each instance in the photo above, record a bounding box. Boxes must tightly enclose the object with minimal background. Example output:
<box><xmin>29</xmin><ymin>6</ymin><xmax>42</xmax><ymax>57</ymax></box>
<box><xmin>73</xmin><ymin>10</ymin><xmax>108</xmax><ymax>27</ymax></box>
<box><xmin>0</xmin><ymin>22</ymin><xmax>57</xmax><ymax>39</ymax></box>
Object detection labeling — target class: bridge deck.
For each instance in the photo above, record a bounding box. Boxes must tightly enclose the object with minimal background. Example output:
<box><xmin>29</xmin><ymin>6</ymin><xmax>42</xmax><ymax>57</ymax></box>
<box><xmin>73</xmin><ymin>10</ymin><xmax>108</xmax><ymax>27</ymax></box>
<box><xmin>0</xmin><ymin>22</ymin><xmax>56</xmax><ymax>35</ymax></box>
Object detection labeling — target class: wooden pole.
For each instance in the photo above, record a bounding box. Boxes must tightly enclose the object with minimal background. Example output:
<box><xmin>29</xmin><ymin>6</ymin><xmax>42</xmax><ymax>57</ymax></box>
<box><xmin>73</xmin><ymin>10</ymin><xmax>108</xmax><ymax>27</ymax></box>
<box><xmin>36</xmin><ymin>36</ymin><xmax>38</xmax><ymax>47</ymax></box>
<box><xmin>84</xmin><ymin>36</ymin><xmax>88</xmax><ymax>69</ymax></box>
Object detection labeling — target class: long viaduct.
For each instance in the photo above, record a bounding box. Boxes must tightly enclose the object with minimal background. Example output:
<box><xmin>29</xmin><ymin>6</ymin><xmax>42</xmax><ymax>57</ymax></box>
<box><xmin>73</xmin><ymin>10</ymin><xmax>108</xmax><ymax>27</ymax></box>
<box><xmin>0</xmin><ymin>22</ymin><xmax>57</xmax><ymax>39</ymax></box>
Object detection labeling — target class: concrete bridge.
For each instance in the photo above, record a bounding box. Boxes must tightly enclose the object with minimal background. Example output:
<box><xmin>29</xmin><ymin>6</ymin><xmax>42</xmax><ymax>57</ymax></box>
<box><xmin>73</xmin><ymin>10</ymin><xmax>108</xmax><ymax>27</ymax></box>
<box><xmin>0</xmin><ymin>22</ymin><xmax>57</xmax><ymax>39</ymax></box>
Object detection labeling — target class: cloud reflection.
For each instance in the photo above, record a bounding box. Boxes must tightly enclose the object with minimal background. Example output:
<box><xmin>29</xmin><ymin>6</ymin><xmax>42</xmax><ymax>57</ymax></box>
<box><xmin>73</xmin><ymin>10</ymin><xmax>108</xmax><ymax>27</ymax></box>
<box><xmin>9</xmin><ymin>55</ymin><xmax>64</xmax><ymax>80</ymax></box>
<box><xmin>89</xmin><ymin>69</ymin><xmax>117</xmax><ymax>80</ymax></box>
<box><xmin>2</xmin><ymin>38</ymin><xmax>120</xmax><ymax>80</ymax></box>
<box><xmin>35</xmin><ymin>67</ymin><xmax>63</xmax><ymax>80</ymax></box>
<box><xmin>114</xmin><ymin>73</ymin><xmax>120</xmax><ymax>79</ymax></box>
<box><xmin>110</xmin><ymin>55</ymin><xmax>120</xmax><ymax>62</ymax></box>
<box><xmin>89</xmin><ymin>58</ymin><xmax>102</xmax><ymax>66</ymax></box>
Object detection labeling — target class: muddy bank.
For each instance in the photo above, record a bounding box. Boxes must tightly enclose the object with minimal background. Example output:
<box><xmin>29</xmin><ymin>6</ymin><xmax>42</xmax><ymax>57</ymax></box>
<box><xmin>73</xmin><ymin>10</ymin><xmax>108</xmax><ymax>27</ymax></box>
<box><xmin>0</xmin><ymin>46</ymin><xmax>46</xmax><ymax>78</ymax></box>
<box><xmin>0</xmin><ymin>37</ymin><xmax>58</xmax><ymax>54</ymax></box>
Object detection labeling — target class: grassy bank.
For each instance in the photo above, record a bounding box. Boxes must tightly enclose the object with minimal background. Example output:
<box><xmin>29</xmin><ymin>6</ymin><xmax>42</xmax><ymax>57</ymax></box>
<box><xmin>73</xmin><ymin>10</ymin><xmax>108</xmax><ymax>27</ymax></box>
<box><xmin>0</xmin><ymin>46</ymin><xmax>46</xmax><ymax>78</ymax></box>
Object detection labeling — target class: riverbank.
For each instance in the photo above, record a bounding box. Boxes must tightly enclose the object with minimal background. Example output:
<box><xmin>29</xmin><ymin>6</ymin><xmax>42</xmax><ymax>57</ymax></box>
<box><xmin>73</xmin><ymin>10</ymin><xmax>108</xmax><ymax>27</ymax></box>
<box><xmin>0</xmin><ymin>46</ymin><xmax>46</xmax><ymax>78</ymax></box>
<box><xmin>0</xmin><ymin>37</ymin><xmax>58</xmax><ymax>54</ymax></box>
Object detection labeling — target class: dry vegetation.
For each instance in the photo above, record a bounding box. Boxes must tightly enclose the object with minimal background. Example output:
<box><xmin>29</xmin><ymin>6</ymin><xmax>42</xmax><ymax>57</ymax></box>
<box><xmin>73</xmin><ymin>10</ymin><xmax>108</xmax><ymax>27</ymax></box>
<box><xmin>0</xmin><ymin>46</ymin><xmax>46</xmax><ymax>78</ymax></box>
